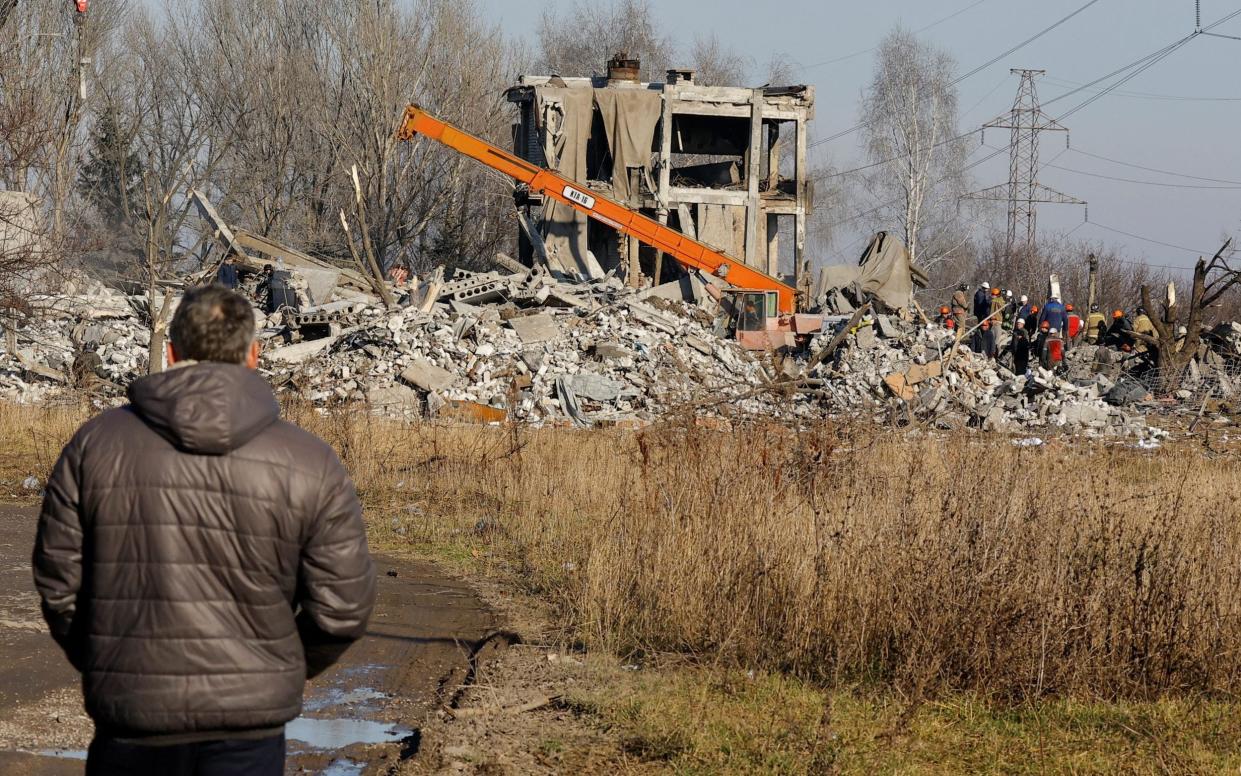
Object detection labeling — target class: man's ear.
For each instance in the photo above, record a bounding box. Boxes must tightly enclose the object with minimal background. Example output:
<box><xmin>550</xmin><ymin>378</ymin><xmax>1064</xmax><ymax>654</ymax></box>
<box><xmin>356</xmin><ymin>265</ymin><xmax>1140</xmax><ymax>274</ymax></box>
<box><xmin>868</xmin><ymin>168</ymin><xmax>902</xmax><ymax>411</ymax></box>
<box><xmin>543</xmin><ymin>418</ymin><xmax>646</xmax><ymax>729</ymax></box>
<box><xmin>245</xmin><ymin>340</ymin><xmax>260</xmax><ymax>370</ymax></box>
<box><xmin>166</xmin><ymin>342</ymin><xmax>178</xmax><ymax>366</ymax></box>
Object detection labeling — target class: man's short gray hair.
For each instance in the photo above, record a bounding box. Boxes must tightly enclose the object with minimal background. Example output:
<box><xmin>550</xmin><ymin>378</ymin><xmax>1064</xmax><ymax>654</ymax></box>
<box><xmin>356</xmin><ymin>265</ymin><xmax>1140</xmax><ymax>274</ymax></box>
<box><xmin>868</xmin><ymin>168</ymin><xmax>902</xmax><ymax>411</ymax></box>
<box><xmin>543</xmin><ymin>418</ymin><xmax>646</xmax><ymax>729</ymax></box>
<box><xmin>169</xmin><ymin>285</ymin><xmax>256</xmax><ymax>364</ymax></box>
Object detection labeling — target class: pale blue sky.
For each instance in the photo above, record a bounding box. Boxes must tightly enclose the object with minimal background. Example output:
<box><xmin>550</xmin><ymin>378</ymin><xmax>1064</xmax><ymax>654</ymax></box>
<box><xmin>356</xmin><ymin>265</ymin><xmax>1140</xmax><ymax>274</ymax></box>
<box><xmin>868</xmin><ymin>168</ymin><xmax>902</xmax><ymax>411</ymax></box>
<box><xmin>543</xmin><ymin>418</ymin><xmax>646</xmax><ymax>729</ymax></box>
<box><xmin>476</xmin><ymin>0</ymin><xmax>1241</xmax><ymax>271</ymax></box>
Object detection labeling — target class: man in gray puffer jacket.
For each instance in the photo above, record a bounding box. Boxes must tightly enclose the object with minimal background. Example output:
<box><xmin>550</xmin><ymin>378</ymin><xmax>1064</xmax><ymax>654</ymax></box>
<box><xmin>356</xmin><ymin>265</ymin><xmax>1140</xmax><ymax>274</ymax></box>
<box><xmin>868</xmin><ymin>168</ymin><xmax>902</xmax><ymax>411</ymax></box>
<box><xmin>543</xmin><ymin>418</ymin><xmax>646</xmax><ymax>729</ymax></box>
<box><xmin>33</xmin><ymin>284</ymin><xmax>376</xmax><ymax>775</ymax></box>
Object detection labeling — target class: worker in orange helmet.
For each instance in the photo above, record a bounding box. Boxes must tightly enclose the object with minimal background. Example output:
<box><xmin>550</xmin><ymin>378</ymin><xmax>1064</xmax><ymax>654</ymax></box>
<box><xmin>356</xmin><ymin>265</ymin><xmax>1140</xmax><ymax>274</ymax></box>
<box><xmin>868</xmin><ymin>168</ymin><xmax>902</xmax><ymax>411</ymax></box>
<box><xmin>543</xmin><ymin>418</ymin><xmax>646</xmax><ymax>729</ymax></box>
<box><xmin>972</xmin><ymin>319</ymin><xmax>989</xmax><ymax>354</ymax></box>
<box><xmin>1065</xmin><ymin>304</ymin><xmax>1080</xmax><ymax>335</ymax></box>
<box><xmin>1106</xmin><ymin>309</ymin><xmax>1133</xmax><ymax>349</ymax></box>
<box><xmin>1024</xmin><ymin>304</ymin><xmax>1040</xmax><ymax>333</ymax></box>
<box><xmin>1037</xmin><ymin>320</ymin><xmax>1053</xmax><ymax>369</ymax></box>
<box><xmin>1064</xmin><ymin>303</ymin><xmax>1083</xmax><ymax>351</ymax></box>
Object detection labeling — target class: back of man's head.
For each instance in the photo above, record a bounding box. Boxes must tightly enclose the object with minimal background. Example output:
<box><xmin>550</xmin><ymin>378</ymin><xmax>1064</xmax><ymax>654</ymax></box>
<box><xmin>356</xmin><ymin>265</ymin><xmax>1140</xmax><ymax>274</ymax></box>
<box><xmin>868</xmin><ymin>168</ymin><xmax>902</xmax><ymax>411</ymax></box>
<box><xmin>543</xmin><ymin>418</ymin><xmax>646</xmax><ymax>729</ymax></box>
<box><xmin>169</xmin><ymin>285</ymin><xmax>256</xmax><ymax>364</ymax></box>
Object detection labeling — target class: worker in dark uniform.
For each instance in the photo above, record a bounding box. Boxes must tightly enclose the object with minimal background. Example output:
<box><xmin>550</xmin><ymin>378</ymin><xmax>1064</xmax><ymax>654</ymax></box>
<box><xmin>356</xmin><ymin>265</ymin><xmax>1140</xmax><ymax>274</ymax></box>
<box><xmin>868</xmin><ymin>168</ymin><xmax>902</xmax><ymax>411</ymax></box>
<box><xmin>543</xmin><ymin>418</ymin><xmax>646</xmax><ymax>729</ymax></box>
<box><xmin>1037</xmin><ymin>320</ymin><xmax>1052</xmax><ymax>369</ymax></box>
<box><xmin>1013</xmin><ymin>295</ymin><xmax>1033</xmax><ymax>331</ymax></box>
<box><xmin>71</xmin><ymin>344</ymin><xmax>108</xmax><ymax>389</ymax></box>
<box><xmin>972</xmin><ymin>282</ymin><xmax>991</xmax><ymax>325</ymax></box>
<box><xmin>1007</xmin><ymin>318</ymin><xmax>1032</xmax><ymax>376</ymax></box>
<box><xmin>257</xmin><ymin>264</ymin><xmax>299</xmax><ymax>314</ymax></box>
<box><xmin>216</xmin><ymin>256</ymin><xmax>240</xmax><ymax>289</ymax></box>
<box><xmin>1024</xmin><ymin>304</ymin><xmax>1040</xmax><ymax>333</ymax></box>
<box><xmin>1106</xmin><ymin>309</ymin><xmax>1133</xmax><ymax>348</ymax></box>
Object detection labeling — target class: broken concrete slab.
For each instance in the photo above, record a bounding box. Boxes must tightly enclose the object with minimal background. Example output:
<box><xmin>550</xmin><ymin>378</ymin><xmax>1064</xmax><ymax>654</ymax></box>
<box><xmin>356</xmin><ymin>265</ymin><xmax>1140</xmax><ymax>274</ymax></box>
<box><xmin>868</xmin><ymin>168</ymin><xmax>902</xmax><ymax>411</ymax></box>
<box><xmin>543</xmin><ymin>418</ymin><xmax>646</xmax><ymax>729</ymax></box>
<box><xmin>265</xmin><ymin>337</ymin><xmax>339</xmax><ymax>364</ymax></box>
<box><xmin>366</xmin><ymin>384</ymin><xmax>423</xmax><ymax>413</ymax></box>
<box><xmin>297</xmin><ymin>267</ymin><xmax>341</xmax><ymax>305</ymax></box>
<box><xmin>684</xmin><ymin>335</ymin><xmax>714</xmax><ymax>356</ymax></box>
<box><xmin>642</xmin><ymin>275</ymin><xmax>706</xmax><ymax>306</ymax></box>
<box><xmin>399</xmin><ymin>359</ymin><xmax>457</xmax><ymax>392</ymax></box>
<box><xmin>590</xmin><ymin>342</ymin><xmax>631</xmax><ymax>361</ymax></box>
<box><xmin>905</xmin><ymin>360</ymin><xmax>943</xmax><ymax>385</ymax></box>
<box><xmin>508</xmin><ymin>313</ymin><xmax>561</xmax><ymax>344</ymax></box>
<box><xmin>567</xmin><ymin>373</ymin><xmax>625</xmax><ymax>402</ymax></box>
<box><xmin>16</xmin><ymin>351</ymin><xmax>66</xmax><ymax>383</ymax></box>
<box><xmin>625</xmin><ymin>300</ymin><xmax>679</xmax><ymax>335</ymax></box>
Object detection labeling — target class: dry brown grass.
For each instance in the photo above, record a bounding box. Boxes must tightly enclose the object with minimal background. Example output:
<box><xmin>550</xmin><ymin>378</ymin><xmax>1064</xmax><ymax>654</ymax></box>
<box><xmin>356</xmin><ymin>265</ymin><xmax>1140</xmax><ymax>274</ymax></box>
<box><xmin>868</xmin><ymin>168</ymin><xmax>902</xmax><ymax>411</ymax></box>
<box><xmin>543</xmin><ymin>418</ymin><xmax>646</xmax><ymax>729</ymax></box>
<box><xmin>9</xmin><ymin>400</ymin><xmax>1241</xmax><ymax>702</ymax></box>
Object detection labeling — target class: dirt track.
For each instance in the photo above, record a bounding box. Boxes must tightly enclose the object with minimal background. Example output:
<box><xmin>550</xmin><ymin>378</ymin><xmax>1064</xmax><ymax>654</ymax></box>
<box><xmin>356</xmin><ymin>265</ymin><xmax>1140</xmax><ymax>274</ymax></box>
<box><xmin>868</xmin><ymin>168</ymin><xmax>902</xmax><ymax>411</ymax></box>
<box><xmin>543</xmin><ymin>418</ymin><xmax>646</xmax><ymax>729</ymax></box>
<box><xmin>0</xmin><ymin>505</ymin><xmax>498</xmax><ymax>775</ymax></box>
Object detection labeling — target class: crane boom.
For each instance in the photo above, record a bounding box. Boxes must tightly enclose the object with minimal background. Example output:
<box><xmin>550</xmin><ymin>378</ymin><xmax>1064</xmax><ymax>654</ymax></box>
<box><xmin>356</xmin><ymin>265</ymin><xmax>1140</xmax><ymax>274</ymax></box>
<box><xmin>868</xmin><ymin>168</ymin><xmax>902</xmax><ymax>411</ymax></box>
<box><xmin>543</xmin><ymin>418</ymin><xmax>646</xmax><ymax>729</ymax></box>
<box><xmin>396</xmin><ymin>105</ymin><xmax>796</xmax><ymax>313</ymax></box>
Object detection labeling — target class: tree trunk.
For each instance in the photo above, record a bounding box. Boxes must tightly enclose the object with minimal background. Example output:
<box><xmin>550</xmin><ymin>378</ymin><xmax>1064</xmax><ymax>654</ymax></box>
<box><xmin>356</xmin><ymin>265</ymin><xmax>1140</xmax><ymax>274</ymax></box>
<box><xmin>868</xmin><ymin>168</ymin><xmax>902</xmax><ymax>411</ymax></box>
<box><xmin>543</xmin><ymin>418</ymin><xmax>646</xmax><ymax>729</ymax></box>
<box><xmin>148</xmin><ymin>324</ymin><xmax>166</xmax><ymax>374</ymax></box>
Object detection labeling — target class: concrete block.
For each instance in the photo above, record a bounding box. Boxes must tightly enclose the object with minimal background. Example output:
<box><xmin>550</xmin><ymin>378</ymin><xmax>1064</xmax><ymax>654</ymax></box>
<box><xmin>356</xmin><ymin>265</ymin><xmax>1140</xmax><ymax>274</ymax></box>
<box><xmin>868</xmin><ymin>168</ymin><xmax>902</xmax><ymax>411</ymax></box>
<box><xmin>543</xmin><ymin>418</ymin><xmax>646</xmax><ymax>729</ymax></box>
<box><xmin>399</xmin><ymin>359</ymin><xmax>456</xmax><ymax>392</ymax></box>
<box><xmin>568</xmin><ymin>373</ymin><xmax>625</xmax><ymax>402</ymax></box>
<box><xmin>366</xmin><ymin>384</ymin><xmax>422</xmax><ymax>413</ymax></box>
<box><xmin>508</xmin><ymin>313</ymin><xmax>561</xmax><ymax>344</ymax></box>
<box><xmin>265</xmin><ymin>337</ymin><xmax>337</xmax><ymax>364</ymax></box>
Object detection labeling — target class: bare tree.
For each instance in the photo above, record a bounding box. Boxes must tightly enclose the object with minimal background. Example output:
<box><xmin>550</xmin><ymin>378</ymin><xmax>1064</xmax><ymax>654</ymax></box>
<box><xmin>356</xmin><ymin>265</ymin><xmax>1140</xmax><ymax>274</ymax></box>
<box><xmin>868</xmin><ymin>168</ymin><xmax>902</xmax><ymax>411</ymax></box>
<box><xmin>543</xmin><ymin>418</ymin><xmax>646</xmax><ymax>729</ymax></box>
<box><xmin>535</xmin><ymin>0</ymin><xmax>674</xmax><ymax>80</ymax></box>
<box><xmin>688</xmin><ymin>33</ymin><xmax>748</xmax><ymax>86</ymax></box>
<box><xmin>0</xmin><ymin>1</ymin><xmax>125</xmax><ymax>252</ymax></box>
<box><xmin>762</xmin><ymin>52</ymin><xmax>800</xmax><ymax>86</ymax></box>
<box><xmin>91</xmin><ymin>9</ymin><xmax>222</xmax><ymax>373</ymax></box>
<box><xmin>858</xmin><ymin>27</ymin><xmax>971</xmax><ymax>269</ymax></box>
<box><xmin>171</xmin><ymin>0</ymin><xmax>513</xmax><ymax>276</ymax></box>
<box><xmin>1135</xmin><ymin>240</ymin><xmax>1240</xmax><ymax>392</ymax></box>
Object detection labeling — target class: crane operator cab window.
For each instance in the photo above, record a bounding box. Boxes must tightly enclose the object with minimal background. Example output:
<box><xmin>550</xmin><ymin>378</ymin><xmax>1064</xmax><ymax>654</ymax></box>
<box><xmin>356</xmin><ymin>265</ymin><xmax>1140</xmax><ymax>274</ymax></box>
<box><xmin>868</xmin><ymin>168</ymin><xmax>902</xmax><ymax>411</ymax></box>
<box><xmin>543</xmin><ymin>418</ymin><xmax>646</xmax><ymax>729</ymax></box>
<box><xmin>731</xmin><ymin>290</ymin><xmax>778</xmax><ymax>333</ymax></box>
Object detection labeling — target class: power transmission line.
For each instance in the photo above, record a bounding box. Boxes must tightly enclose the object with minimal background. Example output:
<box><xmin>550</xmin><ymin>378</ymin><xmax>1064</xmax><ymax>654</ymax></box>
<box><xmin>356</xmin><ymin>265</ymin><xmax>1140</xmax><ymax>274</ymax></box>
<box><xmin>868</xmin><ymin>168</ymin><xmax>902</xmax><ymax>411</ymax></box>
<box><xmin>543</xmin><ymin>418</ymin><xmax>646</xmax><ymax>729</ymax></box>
<box><xmin>1041</xmin><ymin>75</ymin><xmax>1241</xmax><ymax>102</ymax></box>
<box><xmin>1070</xmin><ymin>148</ymin><xmax>1241</xmax><ymax>185</ymax></box>
<box><xmin>1018</xmin><ymin>8</ymin><xmax>1241</xmax><ymax>114</ymax></box>
<box><xmin>1085</xmin><ymin>220</ymin><xmax>1215</xmax><ymax>257</ymax></box>
<box><xmin>952</xmin><ymin>0</ymin><xmax>1103</xmax><ymax>84</ymax></box>
<box><xmin>797</xmin><ymin>0</ymin><xmax>993</xmax><ymax>71</ymax></box>
<box><xmin>807</xmin><ymin>0</ymin><xmax>1103</xmax><ymax>150</ymax></box>
<box><xmin>817</xmin><ymin>7</ymin><xmax>1239</xmax><ymax>252</ymax></box>
<box><xmin>1054</xmin><ymin>38</ymin><xmax>1197</xmax><ymax>122</ymax></box>
<box><xmin>811</xmin><ymin>129</ymin><xmax>979</xmax><ymax>182</ymax></box>
<box><xmin>823</xmin><ymin>143</ymin><xmax>1010</xmax><ymax>230</ymax></box>
<box><xmin>1044</xmin><ymin>162</ymin><xmax>1241</xmax><ymax>190</ymax></box>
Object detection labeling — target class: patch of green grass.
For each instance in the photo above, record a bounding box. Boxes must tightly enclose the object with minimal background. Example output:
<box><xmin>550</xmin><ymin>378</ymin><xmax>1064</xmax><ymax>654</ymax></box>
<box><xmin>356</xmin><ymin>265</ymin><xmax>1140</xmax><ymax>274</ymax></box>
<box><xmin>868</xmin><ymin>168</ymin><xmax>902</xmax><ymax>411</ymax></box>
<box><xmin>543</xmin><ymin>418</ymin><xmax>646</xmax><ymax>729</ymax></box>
<box><xmin>574</xmin><ymin>666</ymin><xmax>1241</xmax><ymax>775</ymax></box>
<box><xmin>538</xmin><ymin>739</ymin><xmax>566</xmax><ymax>756</ymax></box>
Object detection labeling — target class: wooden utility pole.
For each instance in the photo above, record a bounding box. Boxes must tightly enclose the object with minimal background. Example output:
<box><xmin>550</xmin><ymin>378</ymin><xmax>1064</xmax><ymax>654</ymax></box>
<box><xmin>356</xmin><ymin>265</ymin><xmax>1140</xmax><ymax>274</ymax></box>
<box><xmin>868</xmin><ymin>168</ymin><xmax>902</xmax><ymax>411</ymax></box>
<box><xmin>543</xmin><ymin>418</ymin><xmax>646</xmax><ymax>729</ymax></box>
<box><xmin>1087</xmin><ymin>253</ymin><xmax>1099</xmax><ymax>313</ymax></box>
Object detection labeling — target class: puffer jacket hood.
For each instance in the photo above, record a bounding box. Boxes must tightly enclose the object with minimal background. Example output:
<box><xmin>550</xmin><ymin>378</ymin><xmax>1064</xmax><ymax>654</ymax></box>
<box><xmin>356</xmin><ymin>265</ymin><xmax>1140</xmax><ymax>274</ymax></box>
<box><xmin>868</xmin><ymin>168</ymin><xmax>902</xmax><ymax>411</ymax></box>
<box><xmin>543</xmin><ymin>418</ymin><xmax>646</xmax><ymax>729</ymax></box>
<box><xmin>128</xmin><ymin>363</ymin><xmax>279</xmax><ymax>455</ymax></box>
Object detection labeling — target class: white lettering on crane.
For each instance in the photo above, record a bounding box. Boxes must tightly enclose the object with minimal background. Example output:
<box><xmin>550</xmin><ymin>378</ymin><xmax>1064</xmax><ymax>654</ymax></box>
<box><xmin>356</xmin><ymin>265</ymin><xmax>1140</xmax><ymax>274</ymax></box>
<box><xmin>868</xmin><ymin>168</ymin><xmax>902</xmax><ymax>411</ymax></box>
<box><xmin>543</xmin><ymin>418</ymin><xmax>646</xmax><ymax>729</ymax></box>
<box><xmin>562</xmin><ymin>186</ymin><xmax>596</xmax><ymax>210</ymax></box>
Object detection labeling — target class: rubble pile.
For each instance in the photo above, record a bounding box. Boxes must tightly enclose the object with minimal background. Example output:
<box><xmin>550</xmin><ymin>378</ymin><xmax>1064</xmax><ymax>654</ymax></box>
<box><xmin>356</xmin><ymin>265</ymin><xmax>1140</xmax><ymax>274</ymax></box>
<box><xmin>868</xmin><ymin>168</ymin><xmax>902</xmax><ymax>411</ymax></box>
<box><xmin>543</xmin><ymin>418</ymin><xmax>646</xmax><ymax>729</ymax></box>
<box><xmin>0</xmin><ymin>257</ymin><xmax>1237</xmax><ymax>441</ymax></box>
<box><xmin>263</xmin><ymin>274</ymin><xmax>805</xmax><ymax>426</ymax></box>
<box><xmin>0</xmin><ymin>285</ymin><xmax>152</xmax><ymax>403</ymax></box>
<box><xmin>805</xmin><ymin>322</ymin><xmax>1166</xmax><ymax>439</ymax></box>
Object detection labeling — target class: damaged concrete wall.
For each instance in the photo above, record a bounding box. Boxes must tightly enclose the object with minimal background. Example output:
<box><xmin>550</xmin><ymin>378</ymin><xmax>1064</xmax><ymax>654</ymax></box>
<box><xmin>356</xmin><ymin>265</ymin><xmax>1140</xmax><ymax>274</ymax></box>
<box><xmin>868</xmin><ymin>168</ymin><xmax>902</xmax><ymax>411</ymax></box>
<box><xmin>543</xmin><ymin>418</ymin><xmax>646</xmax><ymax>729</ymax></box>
<box><xmin>514</xmin><ymin>72</ymin><xmax>815</xmax><ymax>285</ymax></box>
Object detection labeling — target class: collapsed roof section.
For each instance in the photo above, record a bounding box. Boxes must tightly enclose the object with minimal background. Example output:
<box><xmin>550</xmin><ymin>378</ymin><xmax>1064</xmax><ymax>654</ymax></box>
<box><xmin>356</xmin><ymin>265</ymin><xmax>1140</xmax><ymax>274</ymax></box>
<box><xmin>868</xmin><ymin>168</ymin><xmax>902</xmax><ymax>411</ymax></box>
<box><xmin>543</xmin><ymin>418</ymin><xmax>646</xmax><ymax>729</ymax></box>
<box><xmin>506</xmin><ymin>54</ymin><xmax>815</xmax><ymax>290</ymax></box>
<box><xmin>815</xmin><ymin>232</ymin><xmax>931</xmax><ymax>315</ymax></box>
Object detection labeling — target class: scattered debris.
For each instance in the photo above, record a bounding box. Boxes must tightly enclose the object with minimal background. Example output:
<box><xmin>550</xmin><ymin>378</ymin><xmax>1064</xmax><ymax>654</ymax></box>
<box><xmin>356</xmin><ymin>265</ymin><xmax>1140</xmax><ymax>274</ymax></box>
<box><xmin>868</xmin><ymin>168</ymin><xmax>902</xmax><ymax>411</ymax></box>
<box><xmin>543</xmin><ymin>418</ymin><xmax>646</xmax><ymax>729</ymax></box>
<box><xmin>2</xmin><ymin>201</ymin><xmax>1238</xmax><ymax>441</ymax></box>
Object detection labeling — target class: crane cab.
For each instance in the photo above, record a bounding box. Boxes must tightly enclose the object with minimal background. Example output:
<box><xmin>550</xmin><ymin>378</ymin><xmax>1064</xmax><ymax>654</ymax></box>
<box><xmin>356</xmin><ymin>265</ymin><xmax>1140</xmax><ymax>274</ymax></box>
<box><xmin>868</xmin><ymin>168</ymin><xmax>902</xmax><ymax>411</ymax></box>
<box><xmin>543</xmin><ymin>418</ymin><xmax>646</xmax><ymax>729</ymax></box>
<box><xmin>723</xmin><ymin>289</ymin><xmax>792</xmax><ymax>350</ymax></box>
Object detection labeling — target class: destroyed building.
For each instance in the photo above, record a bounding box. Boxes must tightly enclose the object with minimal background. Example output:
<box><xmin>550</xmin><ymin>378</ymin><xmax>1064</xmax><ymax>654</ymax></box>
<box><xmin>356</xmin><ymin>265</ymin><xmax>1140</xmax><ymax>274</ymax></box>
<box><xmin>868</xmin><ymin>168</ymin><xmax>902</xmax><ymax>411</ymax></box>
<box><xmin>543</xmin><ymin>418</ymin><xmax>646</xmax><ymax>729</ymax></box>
<box><xmin>507</xmin><ymin>54</ymin><xmax>814</xmax><ymax>287</ymax></box>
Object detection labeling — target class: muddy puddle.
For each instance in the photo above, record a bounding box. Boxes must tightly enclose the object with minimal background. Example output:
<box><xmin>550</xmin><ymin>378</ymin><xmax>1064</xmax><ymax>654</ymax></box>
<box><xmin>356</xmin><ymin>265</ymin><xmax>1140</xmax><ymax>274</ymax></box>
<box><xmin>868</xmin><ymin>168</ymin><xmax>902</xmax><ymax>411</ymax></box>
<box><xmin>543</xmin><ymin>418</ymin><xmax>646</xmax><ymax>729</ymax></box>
<box><xmin>33</xmin><ymin>748</ymin><xmax>86</xmax><ymax>760</ymax></box>
<box><xmin>287</xmin><ymin>716</ymin><xmax>412</xmax><ymax>750</ymax></box>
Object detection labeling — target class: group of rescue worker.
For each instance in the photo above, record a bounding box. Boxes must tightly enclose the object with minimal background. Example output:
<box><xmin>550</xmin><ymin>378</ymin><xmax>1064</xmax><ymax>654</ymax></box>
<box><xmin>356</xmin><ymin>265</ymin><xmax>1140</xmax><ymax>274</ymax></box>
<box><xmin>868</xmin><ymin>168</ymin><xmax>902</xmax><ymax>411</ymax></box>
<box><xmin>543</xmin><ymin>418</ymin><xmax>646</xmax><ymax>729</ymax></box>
<box><xmin>937</xmin><ymin>281</ymin><xmax>1163</xmax><ymax>377</ymax></box>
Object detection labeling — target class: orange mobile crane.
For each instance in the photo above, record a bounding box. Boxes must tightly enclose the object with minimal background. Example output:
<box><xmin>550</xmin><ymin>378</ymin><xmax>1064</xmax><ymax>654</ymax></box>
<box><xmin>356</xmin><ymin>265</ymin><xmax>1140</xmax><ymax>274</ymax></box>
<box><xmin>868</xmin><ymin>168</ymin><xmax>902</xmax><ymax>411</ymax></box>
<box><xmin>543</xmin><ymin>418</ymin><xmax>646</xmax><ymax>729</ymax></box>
<box><xmin>395</xmin><ymin>105</ymin><xmax>798</xmax><ymax>316</ymax></box>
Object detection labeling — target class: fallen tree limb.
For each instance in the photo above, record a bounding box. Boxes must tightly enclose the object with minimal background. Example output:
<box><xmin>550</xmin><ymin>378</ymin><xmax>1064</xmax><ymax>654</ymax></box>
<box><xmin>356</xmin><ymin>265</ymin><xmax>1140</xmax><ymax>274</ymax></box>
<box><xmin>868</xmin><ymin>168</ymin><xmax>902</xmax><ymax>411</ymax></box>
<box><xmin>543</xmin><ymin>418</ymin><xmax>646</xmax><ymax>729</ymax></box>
<box><xmin>805</xmin><ymin>303</ymin><xmax>871</xmax><ymax>373</ymax></box>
